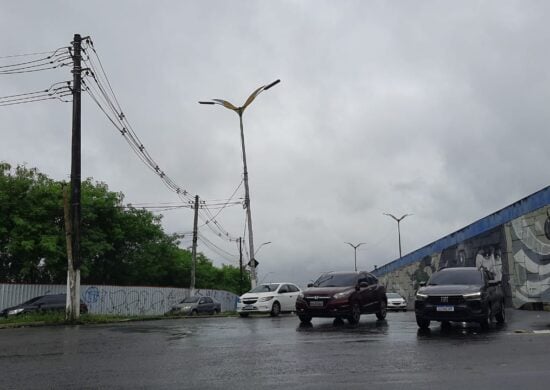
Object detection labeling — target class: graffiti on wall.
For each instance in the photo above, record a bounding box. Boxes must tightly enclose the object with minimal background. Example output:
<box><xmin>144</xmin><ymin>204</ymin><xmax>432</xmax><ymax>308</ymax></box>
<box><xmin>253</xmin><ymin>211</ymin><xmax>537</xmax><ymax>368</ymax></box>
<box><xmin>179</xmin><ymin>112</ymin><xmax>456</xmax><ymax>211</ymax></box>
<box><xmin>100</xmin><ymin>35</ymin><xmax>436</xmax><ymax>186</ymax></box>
<box><xmin>80</xmin><ymin>286</ymin><xmax>238</xmax><ymax>315</ymax></box>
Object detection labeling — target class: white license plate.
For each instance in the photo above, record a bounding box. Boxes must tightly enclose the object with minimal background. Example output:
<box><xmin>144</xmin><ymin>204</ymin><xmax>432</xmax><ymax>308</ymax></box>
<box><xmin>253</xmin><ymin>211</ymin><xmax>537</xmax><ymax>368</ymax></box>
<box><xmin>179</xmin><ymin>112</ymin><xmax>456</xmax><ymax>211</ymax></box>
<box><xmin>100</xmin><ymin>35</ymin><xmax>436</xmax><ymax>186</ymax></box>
<box><xmin>243</xmin><ymin>305</ymin><xmax>255</xmax><ymax>310</ymax></box>
<box><xmin>309</xmin><ymin>301</ymin><xmax>324</xmax><ymax>307</ymax></box>
<box><xmin>436</xmin><ymin>306</ymin><xmax>454</xmax><ymax>312</ymax></box>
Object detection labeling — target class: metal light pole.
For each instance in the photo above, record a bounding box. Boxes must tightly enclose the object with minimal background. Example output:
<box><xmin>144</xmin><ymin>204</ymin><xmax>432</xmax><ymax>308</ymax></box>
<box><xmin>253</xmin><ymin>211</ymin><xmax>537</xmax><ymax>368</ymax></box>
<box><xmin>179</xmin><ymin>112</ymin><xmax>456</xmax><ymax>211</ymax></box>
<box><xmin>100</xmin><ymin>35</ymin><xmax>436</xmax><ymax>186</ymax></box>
<box><xmin>345</xmin><ymin>242</ymin><xmax>366</xmax><ymax>272</ymax></box>
<box><xmin>255</xmin><ymin>241</ymin><xmax>272</xmax><ymax>257</ymax></box>
<box><xmin>383</xmin><ymin>213</ymin><xmax>412</xmax><ymax>259</ymax></box>
<box><xmin>199</xmin><ymin>79</ymin><xmax>280</xmax><ymax>288</ymax></box>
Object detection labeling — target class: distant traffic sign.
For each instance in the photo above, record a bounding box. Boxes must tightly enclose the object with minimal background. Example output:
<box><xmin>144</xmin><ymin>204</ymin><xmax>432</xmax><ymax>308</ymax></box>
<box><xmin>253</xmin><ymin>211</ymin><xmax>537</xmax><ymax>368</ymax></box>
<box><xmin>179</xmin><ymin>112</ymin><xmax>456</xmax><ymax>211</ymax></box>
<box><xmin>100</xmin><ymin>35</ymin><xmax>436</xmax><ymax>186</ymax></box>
<box><xmin>247</xmin><ymin>259</ymin><xmax>259</xmax><ymax>268</ymax></box>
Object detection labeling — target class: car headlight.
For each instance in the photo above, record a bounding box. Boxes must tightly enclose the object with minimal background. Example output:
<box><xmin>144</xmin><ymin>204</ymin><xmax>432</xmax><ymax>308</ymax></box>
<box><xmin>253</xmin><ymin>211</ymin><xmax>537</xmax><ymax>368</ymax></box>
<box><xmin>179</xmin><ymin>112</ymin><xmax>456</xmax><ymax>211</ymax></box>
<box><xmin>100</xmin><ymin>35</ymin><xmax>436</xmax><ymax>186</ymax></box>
<box><xmin>259</xmin><ymin>296</ymin><xmax>274</xmax><ymax>302</ymax></box>
<box><xmin>415</xmin><ymin>293</ymin><xmax>428</xmax><ymax>301</ymax></box>
<box><xmin>463</xmin><ymin>292</ymin><xmax>482</xmax><ymax>300</ymax></box>
<box><xmin>7</xmin><ymin>308</ymin><xmax>24</xmax><ymax>316</ymax></box>
<box><xmin>333</xmin><ymin>290</ymin><xmax>352</xmax><ymax>299</ymax></box>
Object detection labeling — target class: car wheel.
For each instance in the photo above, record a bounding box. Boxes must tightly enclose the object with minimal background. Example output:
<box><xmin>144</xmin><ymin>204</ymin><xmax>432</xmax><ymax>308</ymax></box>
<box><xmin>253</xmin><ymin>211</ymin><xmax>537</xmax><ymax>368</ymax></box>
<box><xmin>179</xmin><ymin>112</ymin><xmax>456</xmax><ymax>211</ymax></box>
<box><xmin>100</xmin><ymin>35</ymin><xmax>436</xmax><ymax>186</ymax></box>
<box><xmin>348</xmin><ymin>303</ymin><xmax>361</xmax><ymax>324</ymax></box>
<box><xmin>416</xmin><ymin>317</ymin><xmax>430</xmax><ymax>329</ymax></box>
<box><xmin>298</xmin><ymin>314</ymin><xmax>312</xmax><ymax>323</ymax></box>
<box><xmin>214</xmin><ymin>309</ymin><xmax>220</xmax><ymax>315</ymax></box>
<box><xmin>376</xmin><ymin>300</ymin><xmax>387</xmax><ymax>320</ymax></box>
<box><xmin>239</xmin><ymin>313</ymin><xmax>249</xmax><ymax>318</ymax></box>
<box><xmin>270</xmin><ymin>302</ymin><xmax>281</xmax><ymax>317</ymax></box>
<box><xmin>190</xmin><ymin>309</ymin><xmax>198</xmax><ymax>316</ymax></box>
<box><xmin>495</xmin><ymin>301</ymin><xmax>505</xmax><ymax>324</ymax></box>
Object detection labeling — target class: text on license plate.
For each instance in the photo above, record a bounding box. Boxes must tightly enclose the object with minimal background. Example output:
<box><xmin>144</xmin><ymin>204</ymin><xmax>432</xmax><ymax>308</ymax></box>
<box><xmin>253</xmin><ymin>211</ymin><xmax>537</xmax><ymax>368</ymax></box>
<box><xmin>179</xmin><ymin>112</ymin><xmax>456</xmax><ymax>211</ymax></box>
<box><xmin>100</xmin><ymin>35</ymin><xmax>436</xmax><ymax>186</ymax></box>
<box><xmin>309</xmin><ymin>301</ymin><xmax>324</xmax><ymax>307</ymax></box>
<box><xmin>436</xmin><ymin>306</ymin><xmax>454</xmax><ymax>312</ymax></box>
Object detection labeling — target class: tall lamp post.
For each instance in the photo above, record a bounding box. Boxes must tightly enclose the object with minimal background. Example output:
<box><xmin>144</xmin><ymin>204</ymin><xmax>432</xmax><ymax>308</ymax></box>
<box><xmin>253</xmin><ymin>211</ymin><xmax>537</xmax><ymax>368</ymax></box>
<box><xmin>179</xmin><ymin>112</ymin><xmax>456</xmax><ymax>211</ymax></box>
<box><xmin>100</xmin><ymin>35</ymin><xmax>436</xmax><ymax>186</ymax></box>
<box><xmin>199</xmin><ymin>79</ymin><xmax>280</xmax><ymax>288</ymax></box>
<box><xmin>383</xmin><ymin>213</ymin><xmax>412</xmax><ymax>259</ymax></box>
<box><xmin>345</xmin><ymin>242</ymin><xmax>366</xmax><ymax>272</ymax></box>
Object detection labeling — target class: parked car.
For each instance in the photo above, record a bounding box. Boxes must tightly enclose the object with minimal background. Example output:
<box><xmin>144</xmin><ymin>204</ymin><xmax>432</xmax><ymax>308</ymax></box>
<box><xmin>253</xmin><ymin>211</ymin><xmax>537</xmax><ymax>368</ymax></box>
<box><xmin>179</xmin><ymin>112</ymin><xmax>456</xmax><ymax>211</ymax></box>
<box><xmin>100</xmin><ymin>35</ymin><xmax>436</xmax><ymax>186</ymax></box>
<box><xmin>414</xmin><ymin>267</ymin><xmax>506</xmax><ymax>329</ymax></box>
<box><xmin>295</xmin><ymin>271</ymin><xmax>387</xmax><ymax>324</ymax></box>
<box><xmin>0</xmin><ymin>293</ymin><xmax>88</xmax><ymax>317</ymax></box>
<box><xmin>237</xmin><ymin>282</ymin><xmax>301</xmax><ymax>317</ymax></box>
<box><xmin>387</xmin><ymin>292</ymin><xmax>407</xmax><ymax>311</ymax></box>
<box><xmin>167</xmin><ymin>296</ymin><xmax>221</xmax><ymax>316</ymax></box>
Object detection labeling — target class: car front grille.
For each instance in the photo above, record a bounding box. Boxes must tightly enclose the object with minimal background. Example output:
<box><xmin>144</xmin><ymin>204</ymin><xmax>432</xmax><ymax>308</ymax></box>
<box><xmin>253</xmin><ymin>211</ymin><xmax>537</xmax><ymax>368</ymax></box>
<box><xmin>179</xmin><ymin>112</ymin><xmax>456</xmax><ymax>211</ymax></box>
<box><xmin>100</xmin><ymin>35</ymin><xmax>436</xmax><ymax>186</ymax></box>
<box><xmin>426</xmin><ymin>295</ymin><xmax>465</xmax><ymax>305</ymax></box>
<box><xmin>243</xmin><ymin>299</ymin><xmax>258</xmax><ymax>305</ymax></box>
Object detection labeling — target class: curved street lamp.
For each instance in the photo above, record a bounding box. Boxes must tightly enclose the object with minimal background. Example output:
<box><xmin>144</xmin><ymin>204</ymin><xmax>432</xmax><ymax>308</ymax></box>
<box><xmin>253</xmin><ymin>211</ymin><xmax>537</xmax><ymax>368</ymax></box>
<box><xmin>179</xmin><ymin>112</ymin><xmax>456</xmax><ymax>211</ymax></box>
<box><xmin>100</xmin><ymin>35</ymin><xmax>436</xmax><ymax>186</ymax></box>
<box><xmin>383</xmin><ymin>213</ymin><xmax>413</xmax><ymax>259</ymax></box>
<box><xmin>345</xmin><ymin>242</ymin><xmax>366</xmax><ymax>272</ymax></box>
<box><xmin>199</xmin><ymin>80</ymin><xmax>280</xmax><ymax>288</ymax></box>
<box><xmin>255</xmin><ymin>241</ymin><xmax>272</xmax><ymax>257</ymax></box>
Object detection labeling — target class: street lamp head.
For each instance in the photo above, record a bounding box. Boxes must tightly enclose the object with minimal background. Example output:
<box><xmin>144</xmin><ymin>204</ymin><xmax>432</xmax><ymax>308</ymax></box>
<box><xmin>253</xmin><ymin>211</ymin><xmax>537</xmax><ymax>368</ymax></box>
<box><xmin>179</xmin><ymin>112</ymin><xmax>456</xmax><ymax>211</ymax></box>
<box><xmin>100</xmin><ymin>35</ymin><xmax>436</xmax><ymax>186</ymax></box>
<box><xmin>264</xmin><ymin>79</ymin><xmax>280</xmax><ymax>90</ymax></box>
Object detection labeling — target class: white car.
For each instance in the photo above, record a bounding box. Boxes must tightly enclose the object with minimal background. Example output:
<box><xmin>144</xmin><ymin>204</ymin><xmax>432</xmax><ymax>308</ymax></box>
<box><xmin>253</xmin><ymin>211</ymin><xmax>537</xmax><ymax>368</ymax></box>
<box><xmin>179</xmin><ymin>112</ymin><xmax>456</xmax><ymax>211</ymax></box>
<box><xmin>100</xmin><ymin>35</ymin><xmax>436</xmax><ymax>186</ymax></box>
<box><xmin>387</xmin><ymin>292</ymin><xmax>407</xmax><ymax>311</ymax></box>
<box><xmin>237</xmin><ymin>282</ymin><xmax>302</xmax><ymax>317</ymax></box>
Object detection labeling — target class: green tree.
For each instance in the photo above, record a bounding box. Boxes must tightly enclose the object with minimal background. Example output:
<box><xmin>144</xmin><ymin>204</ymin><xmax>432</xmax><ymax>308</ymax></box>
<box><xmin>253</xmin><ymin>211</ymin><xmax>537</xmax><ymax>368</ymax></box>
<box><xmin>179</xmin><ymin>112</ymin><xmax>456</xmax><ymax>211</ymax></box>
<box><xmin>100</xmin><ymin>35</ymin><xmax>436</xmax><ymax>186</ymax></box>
<box><xmin>0</xmin><ymin>163</ymin><xmax>248</xmax><ymax>294</ymax></box>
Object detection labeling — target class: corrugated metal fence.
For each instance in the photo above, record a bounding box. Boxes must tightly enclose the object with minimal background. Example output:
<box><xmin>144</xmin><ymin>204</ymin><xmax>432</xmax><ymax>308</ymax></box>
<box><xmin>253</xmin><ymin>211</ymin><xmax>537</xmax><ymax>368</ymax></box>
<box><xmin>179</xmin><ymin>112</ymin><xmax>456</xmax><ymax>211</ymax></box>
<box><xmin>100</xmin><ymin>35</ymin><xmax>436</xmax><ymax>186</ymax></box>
<box><xmin>0</xmin><ymin>284</ymin><xmax>238</xmax><ymax>316</ymax></box>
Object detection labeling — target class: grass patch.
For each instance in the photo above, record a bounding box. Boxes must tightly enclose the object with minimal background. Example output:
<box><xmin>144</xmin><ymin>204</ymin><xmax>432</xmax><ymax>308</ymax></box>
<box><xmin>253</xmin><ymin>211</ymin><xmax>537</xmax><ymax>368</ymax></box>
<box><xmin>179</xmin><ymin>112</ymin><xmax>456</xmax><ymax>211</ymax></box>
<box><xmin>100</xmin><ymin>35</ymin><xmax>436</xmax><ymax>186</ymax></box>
<box><xmin>0</xmin><ymin>311</ymin><xmax>238</xmax><ymax>328</ymax></box>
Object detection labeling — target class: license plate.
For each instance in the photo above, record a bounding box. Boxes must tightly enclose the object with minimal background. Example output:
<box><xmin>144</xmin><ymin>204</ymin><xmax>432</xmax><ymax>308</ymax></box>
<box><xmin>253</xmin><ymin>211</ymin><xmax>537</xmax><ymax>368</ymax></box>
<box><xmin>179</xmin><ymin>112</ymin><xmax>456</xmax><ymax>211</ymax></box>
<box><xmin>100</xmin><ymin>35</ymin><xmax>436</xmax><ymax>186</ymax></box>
<box><xmin>243</xmin><ymin>305</ymin><xmax>255</xmax><ymax>310</ymax></box>
<box><xmin>436</xmin><ymin>306</ymin><xmax>454</xmax><ymax>312</ymax></box>
<box><xmin>309</xmin><ymin>301</ymin><xmax>323</xmax><ymax>307</ymax></box>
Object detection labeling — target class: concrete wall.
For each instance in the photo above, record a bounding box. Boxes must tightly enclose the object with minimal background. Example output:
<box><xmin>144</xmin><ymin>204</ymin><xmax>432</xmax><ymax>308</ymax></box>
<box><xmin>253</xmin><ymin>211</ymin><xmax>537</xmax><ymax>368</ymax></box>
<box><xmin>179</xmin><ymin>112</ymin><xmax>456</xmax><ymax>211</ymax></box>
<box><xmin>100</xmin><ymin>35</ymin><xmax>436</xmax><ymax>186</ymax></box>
<box><xmin>0</xmin><ymin>283</ymin><xmax>238</xmax><ymax>315</ymax></box>
<box><xmin>374</xmin><ymin>187</ymin><xmax>550</xmax><ymax>309</ymax></box>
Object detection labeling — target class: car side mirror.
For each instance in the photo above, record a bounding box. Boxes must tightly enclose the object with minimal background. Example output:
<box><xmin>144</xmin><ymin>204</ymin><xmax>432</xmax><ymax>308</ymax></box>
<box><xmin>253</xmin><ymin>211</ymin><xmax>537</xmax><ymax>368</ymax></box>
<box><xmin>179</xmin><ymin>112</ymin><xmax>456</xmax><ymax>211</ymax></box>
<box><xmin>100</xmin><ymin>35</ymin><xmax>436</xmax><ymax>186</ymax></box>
<box><xmin>419</xmin><ymin>281</ymin><xmax>426</xmax><ymax>287</ymax></box>
<box><xmin>307</xmin><ymin>283</ymin><xmax>313</xmax><ymax>288</ymax></box>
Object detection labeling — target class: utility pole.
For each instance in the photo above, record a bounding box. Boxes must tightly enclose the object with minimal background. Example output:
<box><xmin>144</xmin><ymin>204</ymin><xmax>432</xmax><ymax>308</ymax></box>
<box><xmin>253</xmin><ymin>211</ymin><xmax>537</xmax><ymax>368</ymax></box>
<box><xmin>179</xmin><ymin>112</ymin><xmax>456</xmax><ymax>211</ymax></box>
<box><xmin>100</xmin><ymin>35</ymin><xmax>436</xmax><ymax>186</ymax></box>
<box><xmin>67</xmin><ymin>33</ymin><xmax>82</xmax><ymax>320</ymax></box>
<box><xmin>190</xmin><ymin>195</ymin><xmax>199</xmax><ymax>293</ymax></box>
<box><xmin>238</xmin><ymin>237</ymin><xmax>243</xmax><ymax>295</ymax></box>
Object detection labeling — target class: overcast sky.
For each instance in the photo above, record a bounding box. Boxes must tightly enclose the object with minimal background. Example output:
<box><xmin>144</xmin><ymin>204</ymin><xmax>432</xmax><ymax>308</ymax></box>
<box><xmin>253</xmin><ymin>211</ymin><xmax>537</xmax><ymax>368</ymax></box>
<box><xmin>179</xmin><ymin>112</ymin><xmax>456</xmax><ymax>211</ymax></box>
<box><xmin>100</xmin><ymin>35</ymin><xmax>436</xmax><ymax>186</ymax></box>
<box><xmin>2</xmin><ymin>1</ymin><xmax>550</xmax><ymax>287</ymax></box>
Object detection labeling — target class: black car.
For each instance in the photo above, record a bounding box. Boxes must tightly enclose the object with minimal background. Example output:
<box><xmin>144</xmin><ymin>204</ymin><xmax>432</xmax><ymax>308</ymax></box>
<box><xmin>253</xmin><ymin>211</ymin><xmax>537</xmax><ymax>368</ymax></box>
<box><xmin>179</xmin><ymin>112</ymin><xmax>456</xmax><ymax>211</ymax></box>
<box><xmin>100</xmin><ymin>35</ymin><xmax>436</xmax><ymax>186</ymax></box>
<box><xmin>1</xmin><ymin>294</ymin><xmax>88</xmax><ymax>317</ymax></box>
<box><xmin>414</xmin><ymin>267</ymin><xmax>505</xmax><ymax>329</ymax></box>
<box><xmin>296</xmin><ymin>271</ymin><xmax>387</xmax><ymax>324</ymax></box>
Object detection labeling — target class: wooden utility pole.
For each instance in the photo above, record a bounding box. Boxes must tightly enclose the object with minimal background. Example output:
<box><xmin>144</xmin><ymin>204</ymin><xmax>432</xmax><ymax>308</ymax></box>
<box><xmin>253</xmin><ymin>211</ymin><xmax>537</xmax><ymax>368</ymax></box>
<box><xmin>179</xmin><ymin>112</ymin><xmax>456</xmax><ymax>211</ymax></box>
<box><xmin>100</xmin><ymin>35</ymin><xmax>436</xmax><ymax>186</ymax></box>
<box><xmin>67</xmin><ymin>33</ymin><xmax>82</xmax><ymax>320</ymax></box>
<box><xmin>190</xmin><ymin>195</ymin><xmax>199</xmax><ymax>293</ymax></box>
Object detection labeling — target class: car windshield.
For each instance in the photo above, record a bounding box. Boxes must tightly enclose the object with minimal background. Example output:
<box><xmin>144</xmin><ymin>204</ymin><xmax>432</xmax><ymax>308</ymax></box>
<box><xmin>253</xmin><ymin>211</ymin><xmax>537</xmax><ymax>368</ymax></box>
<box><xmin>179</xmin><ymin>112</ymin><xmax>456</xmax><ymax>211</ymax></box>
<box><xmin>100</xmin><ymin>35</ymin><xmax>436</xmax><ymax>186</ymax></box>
<box><xmin>386</xmin><ymin>293</ymin><xmax>402</xmax><ymax>298</ymax></box>
<box><xmin>249</xmin><ymin>284</ymin><xmax>280</xmax><ymax>293</ymax></box>
<box><xmin>21</xmin><ymin>296</ymin><xmax>43</xmax><ymax>305</ymax></box>
<box><xmin>181</xmin><ymin>297</ymin><xmax>199</xmax><ymax>303</ymax></box>
<box><xmin>313</xmin><ymin>273</ymin><xmax>357</xmax><ymax>287</ymax></box>
<box><xmin>428</xmin><ymin>269</ymin><xmax>483</xmax><ymax>286</ymax></box>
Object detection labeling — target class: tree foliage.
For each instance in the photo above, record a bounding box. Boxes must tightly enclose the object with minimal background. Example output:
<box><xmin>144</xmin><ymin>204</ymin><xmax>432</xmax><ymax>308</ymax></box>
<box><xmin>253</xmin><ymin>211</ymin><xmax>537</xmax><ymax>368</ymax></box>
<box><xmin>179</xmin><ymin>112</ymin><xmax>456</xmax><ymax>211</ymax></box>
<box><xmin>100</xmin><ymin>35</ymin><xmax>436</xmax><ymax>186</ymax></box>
<box><xmin>0</xmin><ymin>163</ymin><xmax>249</xmax><ymax>294</ymax></box>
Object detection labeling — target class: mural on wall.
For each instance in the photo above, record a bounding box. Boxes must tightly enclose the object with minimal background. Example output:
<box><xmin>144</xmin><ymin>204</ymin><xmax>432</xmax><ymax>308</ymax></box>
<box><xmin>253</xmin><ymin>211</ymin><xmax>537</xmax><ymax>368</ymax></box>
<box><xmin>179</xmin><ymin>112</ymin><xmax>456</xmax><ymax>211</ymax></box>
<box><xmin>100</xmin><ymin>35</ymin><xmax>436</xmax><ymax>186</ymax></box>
<box><xmin>510</xmin><ymin>208</ymin><xmax>550</xmax><ymax>305</ymax></box>
<box><xmin>379</xmin><ymin>206</ymin><xmax>550</xmax><ymax>309</ymax></box>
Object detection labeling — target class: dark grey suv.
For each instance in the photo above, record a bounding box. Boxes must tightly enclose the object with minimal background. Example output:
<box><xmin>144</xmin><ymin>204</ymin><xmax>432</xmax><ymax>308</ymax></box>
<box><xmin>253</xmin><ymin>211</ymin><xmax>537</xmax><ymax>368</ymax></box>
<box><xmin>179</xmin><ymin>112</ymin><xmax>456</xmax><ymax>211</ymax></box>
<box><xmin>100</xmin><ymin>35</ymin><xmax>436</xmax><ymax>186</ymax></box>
<box><xmin>415</xmin><ymin>267</ymin><xmax>505</xmax><ymax>329</ymax></box>
<box><xmin>1</xmin><ymin>294</ymin><xmax>88</xmax><ymax>317</ymax></box>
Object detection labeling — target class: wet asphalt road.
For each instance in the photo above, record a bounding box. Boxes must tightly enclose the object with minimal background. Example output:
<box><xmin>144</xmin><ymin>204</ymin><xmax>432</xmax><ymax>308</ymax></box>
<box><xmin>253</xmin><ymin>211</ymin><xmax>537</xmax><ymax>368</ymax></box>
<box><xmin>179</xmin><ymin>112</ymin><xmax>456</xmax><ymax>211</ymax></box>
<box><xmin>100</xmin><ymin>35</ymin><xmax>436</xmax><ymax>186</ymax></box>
<box><xmin>1</xmin><ymin>310</ymin><xmax>550</xmax><ymax>389</ymax></box>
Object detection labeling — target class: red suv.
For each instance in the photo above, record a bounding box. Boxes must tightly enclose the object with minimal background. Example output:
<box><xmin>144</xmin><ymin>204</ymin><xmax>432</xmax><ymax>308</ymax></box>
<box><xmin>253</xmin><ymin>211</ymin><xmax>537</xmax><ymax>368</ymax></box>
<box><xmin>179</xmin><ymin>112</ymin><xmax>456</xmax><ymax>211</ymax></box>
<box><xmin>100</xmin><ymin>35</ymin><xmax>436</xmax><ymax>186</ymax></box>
<box><xmin>296</xmin><ymin>271</ymin><xmax>387</xmax><ymax>324</ymax></box>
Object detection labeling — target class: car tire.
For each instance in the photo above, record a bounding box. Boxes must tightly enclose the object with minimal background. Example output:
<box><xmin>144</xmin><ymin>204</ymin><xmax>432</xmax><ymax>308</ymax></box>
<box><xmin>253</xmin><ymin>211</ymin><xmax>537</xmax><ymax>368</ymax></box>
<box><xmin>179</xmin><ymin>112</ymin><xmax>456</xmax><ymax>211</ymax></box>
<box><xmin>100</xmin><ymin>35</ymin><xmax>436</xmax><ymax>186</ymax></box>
<box><xmin>495</xmin><ymin>301</ymin><xmax>505</xmax><ymax>324</ymax></box>
<box><xmin>270</xmin><ymin>302</ymin><xmax>281</xmax><ymax>317</ymax></box>
<box><xmin>214</xmin><ymin>309</ymin><xmax>220</xmax><ymax>315</ymax></box>
<box><xmin>239</xmin><ymin>313</ymin><xmax>249</xmax><ymax>318</ymax></box>
<box><xmin>376</xmin><ymin>300</ymin><xmax>387</xmax><ymax>320</ymax></box>
<box><xmin>191</xmin><ymin>309</ymin><xmax>198</xmax><ymax>316</ymax></box>
<box><xmin>348</xmin><ymin>303</ymin><xmax>361</xmax><ymax>324</ymax></box>
<box><xmin>298</xmin><ymin>314</ymin><xmax>312</xmax><ymax>323</ymax></box>
<box><xmin>416</xmin><ymin>317</ymin><xmax>430</xmax><ymax>329</ymax></box>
